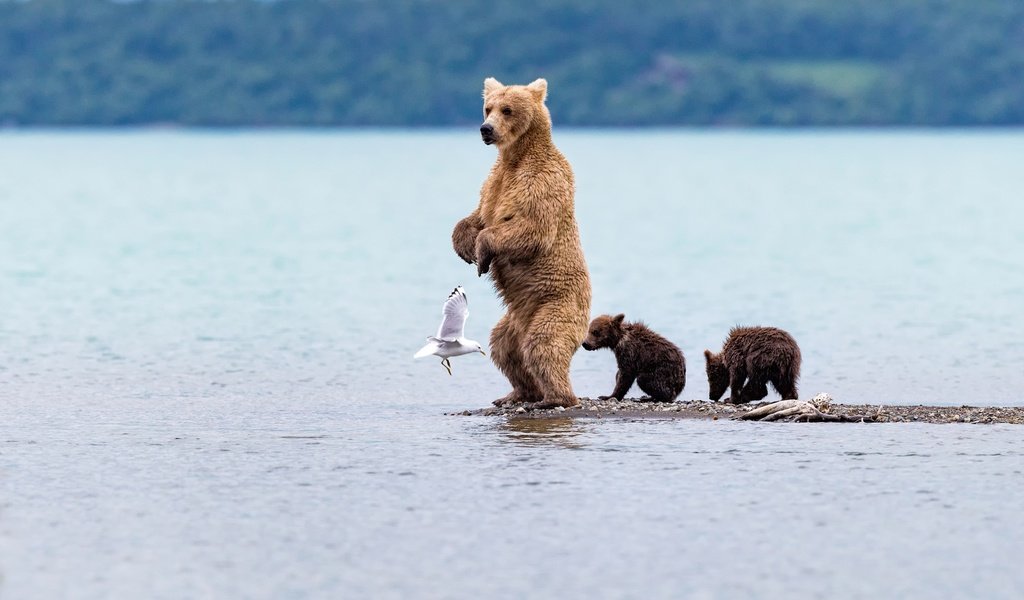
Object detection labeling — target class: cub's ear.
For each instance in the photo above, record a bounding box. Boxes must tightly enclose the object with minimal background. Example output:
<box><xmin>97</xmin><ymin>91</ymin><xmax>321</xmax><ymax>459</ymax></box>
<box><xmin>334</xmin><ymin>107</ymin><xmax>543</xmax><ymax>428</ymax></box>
<box><xmin>613</xmin><ymin>313</ymin><xmax>625</xmax><ymax>324</ymax></box>
<box><xmin>526</xmin><ymin>78</ymin><xmax>548</xmax><ymax>102</ymax></box>
<box><xmin>483</xmin><ymin>77</ymin><xmax>504</xmax><ymax>97</ymax></box>
<box><xmin>703</xmin><ymin>350</ymin><xmax>713</xmax><ymax>362</ymax></box>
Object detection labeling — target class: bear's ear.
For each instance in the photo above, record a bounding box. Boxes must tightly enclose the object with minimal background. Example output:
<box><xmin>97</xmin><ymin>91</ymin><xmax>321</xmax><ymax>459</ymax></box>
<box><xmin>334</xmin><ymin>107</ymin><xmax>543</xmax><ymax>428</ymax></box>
<box><xmin>613</xmin><ymin>313</ymin><xmax>625</xmax><ymax>324</ymax></box>
<box><xmin>703</xmin><ymin>349</ymin><xmax>713</xmax><ymax>362</ymax></box>
<box><xmin>526</xmin><ymin>78</ymin><xmax>548</xmax><ymax>102</ymax></box>
<box><xmin>483</xmin><ymin>77</ymin><xmax>504</xmax><ymax>97</ymax></box>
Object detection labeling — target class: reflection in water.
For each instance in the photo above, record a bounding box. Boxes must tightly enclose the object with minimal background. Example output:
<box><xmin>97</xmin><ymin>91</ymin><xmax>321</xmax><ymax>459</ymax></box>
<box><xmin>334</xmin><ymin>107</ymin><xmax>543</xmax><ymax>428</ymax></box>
<box><xmin>495</xmin><ymin>417</ymin><xmax>589</xmax><ymax>449</ymax></box>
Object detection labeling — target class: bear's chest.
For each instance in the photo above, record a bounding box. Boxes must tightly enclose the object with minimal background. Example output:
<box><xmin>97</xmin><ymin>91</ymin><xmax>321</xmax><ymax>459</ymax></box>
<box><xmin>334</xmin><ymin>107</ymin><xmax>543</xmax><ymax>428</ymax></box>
<box><xmin>480</xmin><ymin>170</ymin><xmax>521</xmax><ymax>226</ymax></box>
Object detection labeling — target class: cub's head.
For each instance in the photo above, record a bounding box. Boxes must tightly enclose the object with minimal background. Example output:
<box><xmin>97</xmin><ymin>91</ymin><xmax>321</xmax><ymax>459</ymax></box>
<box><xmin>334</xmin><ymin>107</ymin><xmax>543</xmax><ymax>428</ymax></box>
<box><xmin>582</xmin><ymin>314</ymin><xmax>625</xmax><ymax>351</ymax></box>
<box><xmin>704</xmin><ymin>350</ymin><xmax>728</xmax><ymax>401</ymax></box>
<box><xmin>479</xmin><ymin>77</ymin><xmax>550</xmax><ymax>147</ymax></box>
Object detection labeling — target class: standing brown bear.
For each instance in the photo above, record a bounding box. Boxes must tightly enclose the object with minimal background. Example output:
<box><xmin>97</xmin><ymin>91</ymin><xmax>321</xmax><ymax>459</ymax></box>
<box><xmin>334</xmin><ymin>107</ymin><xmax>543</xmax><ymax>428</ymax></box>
<box><xmin>451</xmin><ymin>78</ymin><xmax>591</xmax><ymax>410</ymax></box>
<box><xmin>704</xmin><ymin>326</ymin><xmax>801</xmax><ymax>404</ymax></box>
<box><xmin>582</xmin><ymin>314</ymin><xmax>686</xmax><ymax>402</ymax></box>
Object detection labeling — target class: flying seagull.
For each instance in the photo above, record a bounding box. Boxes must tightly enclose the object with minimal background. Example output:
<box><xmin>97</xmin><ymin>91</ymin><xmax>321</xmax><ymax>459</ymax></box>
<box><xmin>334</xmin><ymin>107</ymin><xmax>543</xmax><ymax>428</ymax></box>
<box><xmin>414</xmin><ymin>286</ymin><xmax>486</xmax><ymax>375</ymax></box>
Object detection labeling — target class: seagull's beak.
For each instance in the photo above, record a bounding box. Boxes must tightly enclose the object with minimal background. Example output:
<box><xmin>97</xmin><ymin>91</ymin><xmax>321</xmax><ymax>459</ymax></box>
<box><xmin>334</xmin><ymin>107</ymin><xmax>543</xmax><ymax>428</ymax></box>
<box><xmin>479</xmin><ymin>350</ymin><xmax>487</xmax><ymax>356</ymax></box>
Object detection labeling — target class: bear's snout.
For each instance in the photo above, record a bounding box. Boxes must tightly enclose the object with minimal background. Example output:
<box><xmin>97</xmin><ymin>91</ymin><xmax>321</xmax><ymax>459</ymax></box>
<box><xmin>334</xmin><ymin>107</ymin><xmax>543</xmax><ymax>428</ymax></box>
<box><xmin>581</xmin><ymin>341</ymin><xmax>595</xmax><ymax>351</ymax></box>
<box><xmin>480</xmin><ymin>123</ymin><xmax>496</xmax><ymax>144</ymax></box>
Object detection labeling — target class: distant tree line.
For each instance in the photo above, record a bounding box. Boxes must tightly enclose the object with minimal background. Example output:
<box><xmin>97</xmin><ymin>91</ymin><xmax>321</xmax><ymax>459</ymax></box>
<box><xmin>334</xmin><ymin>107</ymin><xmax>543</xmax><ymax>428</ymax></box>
<box><xmin>1</xmin><ymin>0</ymin><xmax>1022</xmax><ymax>126</ymax></box>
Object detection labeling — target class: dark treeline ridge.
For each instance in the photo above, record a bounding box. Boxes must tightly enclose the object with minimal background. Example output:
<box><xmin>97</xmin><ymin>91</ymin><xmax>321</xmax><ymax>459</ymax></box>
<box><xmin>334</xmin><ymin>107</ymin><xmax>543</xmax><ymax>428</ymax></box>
<box><xmin>1</xmin><ymin>0</ymin><xmax>1023</xmax><ymax>126</ymax></box>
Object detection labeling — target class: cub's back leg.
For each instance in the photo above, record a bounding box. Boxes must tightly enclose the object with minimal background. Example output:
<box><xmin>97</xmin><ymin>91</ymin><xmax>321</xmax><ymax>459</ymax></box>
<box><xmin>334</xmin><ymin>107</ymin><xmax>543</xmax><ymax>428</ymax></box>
<box><xmin>770</xmin><ymin>375</ymin><xmax>798</xmax><ymax>400</ymax></box>
<box><xmin>637</xmin><ymin>366</ymin><xmax>684</xmax><ymax>402</ymax></box>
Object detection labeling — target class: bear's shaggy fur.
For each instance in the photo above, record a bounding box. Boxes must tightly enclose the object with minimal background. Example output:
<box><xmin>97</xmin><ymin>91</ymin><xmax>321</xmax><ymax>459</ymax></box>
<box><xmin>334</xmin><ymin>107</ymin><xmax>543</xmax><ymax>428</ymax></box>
<box><xmin>452</xmin><ymin>77</ymin><xmax>591</xmax><ymax>410</ymax></box>
<box><xmin>704</xmin><ymin>326</ymin><xmax>801</xmax><ymax>403</ymax></box>
<box><xmin>582</xmin><ymin>314</ymin><xmax>686</xmax><ymax>402</ymax></box>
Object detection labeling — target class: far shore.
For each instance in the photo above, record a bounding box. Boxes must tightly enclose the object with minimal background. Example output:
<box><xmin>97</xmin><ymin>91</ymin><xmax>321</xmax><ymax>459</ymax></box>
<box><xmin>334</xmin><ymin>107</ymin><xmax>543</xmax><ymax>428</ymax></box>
<box><xmin>450</xmin><ymin>398</ymin><xmax>1024</xmax><ymax>425</ymax></box>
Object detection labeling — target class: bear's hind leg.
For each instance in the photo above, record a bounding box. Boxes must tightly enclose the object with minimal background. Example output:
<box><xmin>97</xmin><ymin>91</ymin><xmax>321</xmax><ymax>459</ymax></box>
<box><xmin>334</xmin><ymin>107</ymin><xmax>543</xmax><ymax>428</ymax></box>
<box><xmin>637</xmin><ymin>368</ymin><xmax>683</xmax><ymax>402</ymax></box>
<box><xmin>770</xmin><ymin>374</ymin><xmax>799</xmax><ymax>400</ymax></box>
<box><xmin>522</xmin><ymin>312</ymin><xmax>582</xmax><ymax>410</ymax></box>
<box><xmin>490</xmin><ymin>312</ymin><xmax>543</xmax><ymax>406</ymax></box>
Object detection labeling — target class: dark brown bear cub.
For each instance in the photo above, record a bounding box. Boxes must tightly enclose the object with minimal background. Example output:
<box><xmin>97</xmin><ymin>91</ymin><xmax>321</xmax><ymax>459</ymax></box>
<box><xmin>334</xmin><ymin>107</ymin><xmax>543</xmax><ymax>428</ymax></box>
<box><xmin>581</xmin><ymin>314</ymin><xmax>686</xmax><ymax>402</ymax></box>
<box><xmin>704</xmin><ymin>326</ymin><xmax>801</xmax><ymax>404</ymax></box>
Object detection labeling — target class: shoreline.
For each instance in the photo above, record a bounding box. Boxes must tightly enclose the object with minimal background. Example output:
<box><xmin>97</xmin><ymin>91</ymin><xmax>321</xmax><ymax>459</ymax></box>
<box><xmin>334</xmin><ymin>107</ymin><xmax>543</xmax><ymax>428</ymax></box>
<box><xmin>449</xmin><ymin>398</ymin><xmax>1024</xmax><ymax>424</ymax></box>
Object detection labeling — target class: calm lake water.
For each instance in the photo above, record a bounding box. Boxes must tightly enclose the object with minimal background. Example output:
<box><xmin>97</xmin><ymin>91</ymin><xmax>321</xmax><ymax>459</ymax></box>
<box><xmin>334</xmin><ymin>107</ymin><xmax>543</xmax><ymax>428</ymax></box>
<box><xmin>1</xmin><ymin>130</ymin><xmax>1022</xmax><ymax>598</ymax></box>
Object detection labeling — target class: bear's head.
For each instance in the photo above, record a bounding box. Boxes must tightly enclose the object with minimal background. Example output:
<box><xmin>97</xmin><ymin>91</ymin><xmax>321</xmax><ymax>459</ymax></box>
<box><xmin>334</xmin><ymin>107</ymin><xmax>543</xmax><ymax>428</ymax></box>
<box><xmin>479</xmin><ymin>77</ymin><xmax>550</xmax><ymax>147</ymax></box>
<box><xmin>704</xmin><ymin>350</ymin><xmax>729</xmax><ymax>401</ymax></box>
<box><xmin>581</xmin><ymin>314</ymin><xmax>625</xmax><ymax>351</ymax></box>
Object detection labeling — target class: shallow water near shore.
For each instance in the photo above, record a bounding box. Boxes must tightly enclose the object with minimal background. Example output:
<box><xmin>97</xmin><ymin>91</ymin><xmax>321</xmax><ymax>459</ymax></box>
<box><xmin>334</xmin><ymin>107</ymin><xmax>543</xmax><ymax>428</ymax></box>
<box><xmin>2</xmin><ymin>130</ymin><xmax>1023</xmax><ymax>597</ymax></box>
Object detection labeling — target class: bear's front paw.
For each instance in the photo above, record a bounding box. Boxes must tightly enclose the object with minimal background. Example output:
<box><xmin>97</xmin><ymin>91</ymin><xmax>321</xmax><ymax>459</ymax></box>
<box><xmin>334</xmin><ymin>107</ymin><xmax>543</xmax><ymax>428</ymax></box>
<box><xmin>456</xmin><ymin>245</ymin><xmax>475</xmax><ymax>265</ymax></box>
<box><xmin>598</xmin><ymin>395</ymin><xmax>620</xmax><ymax>402</ymax></box>
<box><xmin>475</xmin><ymin>233</ymin><xmax>495</xmax><ymax>276</ymax></box>
<box><xmin>452</xmin><ymin>220</ymin><xmax>480</xmax><ymax>264</ymax></box>
<box><xmin>477</xmin><ymin>253</ymin><xmax>494</xmax><ymax>276</ymax></box>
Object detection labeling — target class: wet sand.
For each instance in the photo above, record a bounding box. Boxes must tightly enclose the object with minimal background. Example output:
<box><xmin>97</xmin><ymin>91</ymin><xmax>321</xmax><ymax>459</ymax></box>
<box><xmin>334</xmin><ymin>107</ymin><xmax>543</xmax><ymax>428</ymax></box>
<box><xmin>451</xmin><ymin>397</ymin><xmax>1024</xmax><ymax>424</ymax></box>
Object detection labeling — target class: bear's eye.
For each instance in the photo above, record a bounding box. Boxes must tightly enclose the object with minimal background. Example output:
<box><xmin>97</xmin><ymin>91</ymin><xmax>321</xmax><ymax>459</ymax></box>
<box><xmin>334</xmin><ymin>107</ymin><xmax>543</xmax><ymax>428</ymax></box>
<box><xmin>485</xmin><ymin>107</ymin><xmax>492</xmax><ymax>116</ymax></box>
<box><xmin>501</xmin><ymin>107</ymin><xmax>512</xmax><ymax>116</ymax></box>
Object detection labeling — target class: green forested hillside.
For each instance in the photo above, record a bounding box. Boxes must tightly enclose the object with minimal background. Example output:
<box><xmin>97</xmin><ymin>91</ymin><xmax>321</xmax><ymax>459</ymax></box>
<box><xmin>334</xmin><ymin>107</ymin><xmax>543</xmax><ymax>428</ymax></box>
<box><xmin>1</xmin><ymin>0</ymin><xmax>1022</xmax><ymax>126</ymax></box>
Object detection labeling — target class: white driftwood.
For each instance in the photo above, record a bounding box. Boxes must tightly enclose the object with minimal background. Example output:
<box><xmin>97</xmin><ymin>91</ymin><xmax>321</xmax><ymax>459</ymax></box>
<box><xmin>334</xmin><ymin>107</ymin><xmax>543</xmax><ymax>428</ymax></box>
<box><xmin>740</xmin><ymin>393</ymin><xmax>877</xmax><ymax>423</ymax></box>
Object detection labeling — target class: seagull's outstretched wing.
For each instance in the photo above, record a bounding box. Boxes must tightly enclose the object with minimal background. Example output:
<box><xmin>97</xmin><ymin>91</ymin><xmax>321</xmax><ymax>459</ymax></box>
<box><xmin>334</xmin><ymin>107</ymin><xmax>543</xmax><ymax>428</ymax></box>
<box><xmin>436</xmin><ymin>286</ymin><xmax>469</xmax><ymax>341</ymax></box>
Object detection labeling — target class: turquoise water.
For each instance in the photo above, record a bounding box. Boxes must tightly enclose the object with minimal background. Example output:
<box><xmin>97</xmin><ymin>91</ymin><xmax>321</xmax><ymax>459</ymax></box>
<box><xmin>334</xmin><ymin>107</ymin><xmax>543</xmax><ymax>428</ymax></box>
<box><xmin>1</xmin><ymin>131</ymin><xmax>1023</xmax><ymax>598</ymax></box>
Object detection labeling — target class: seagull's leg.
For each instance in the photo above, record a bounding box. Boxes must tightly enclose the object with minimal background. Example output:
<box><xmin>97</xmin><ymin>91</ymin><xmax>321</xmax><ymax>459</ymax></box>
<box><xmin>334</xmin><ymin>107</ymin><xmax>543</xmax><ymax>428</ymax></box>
<box><xmin>442</xmin><ymin>358</ymin><xmax>452</xmax><ymax>376</ymax></box>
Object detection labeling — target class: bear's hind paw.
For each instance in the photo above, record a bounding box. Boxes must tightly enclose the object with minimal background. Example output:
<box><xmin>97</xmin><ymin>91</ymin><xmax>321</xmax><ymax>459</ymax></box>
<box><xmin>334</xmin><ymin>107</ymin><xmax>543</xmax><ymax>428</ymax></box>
<box><xmin>525</xmin><ymin>396</ymin><xmax>580</xmax><ymax>411</ymax></box>
<box><xmin>493</xmin><ymin>391</ymin><xmax>537</xmax><ymax>407</ymax></box>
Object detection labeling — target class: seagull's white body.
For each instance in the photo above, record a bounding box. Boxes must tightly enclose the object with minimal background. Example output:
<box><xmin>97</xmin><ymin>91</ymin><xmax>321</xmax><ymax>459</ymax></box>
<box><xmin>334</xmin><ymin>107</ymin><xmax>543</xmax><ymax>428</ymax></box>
<box><xmin>414</xmin><ymin>286</ymin><xmax>485</xmax><ymax>375</ymax></box>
